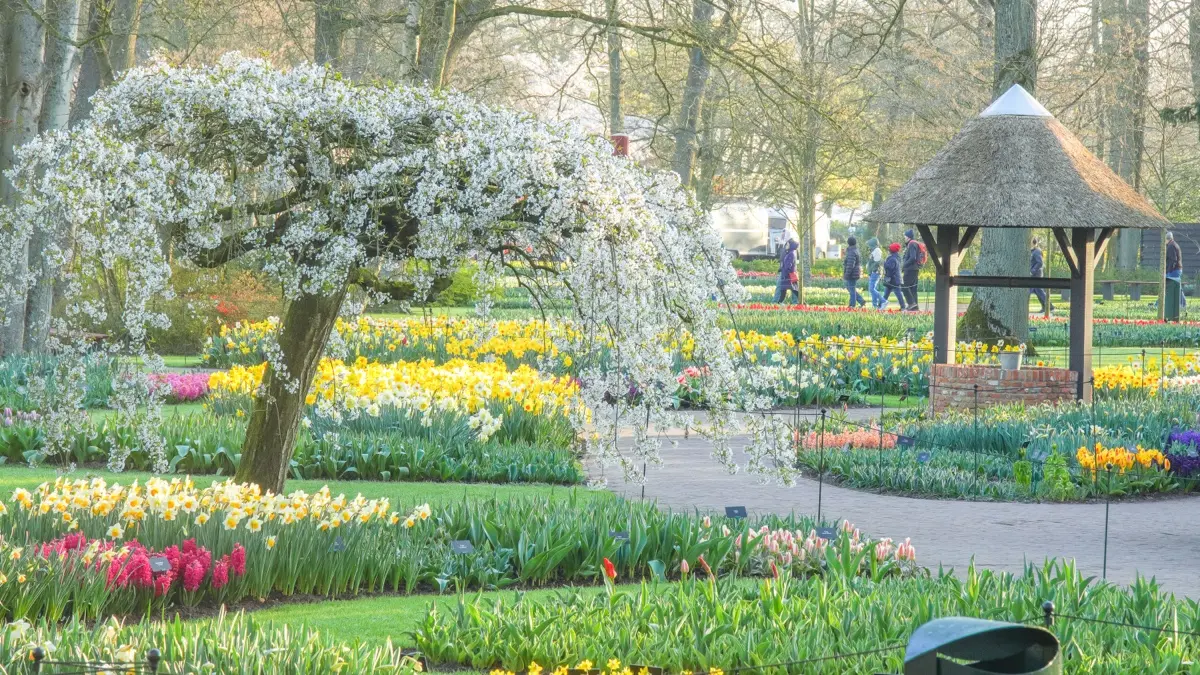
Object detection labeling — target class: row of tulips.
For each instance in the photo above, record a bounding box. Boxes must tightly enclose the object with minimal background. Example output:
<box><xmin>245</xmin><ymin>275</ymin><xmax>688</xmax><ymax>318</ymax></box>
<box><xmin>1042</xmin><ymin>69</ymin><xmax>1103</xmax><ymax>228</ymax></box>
<box><xmin>0</xmin><ymin>477</ymin><xmax>916</xmax><ymax>622</ymax></box>
<box><xmin>0</xmin><ymin>477</ymin><xmax>434</xmax><ymax>621</ymax></box>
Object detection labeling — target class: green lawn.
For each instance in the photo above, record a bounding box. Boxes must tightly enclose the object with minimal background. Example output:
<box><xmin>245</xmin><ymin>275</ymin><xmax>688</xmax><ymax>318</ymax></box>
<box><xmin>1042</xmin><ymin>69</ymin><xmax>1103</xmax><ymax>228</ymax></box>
<box><xmin>203</xmin><ymin>581</ymin><xmax>670</xmax><ymax>648</ymax></box>
<box><xmin>0</xmin><ymin>465</ymin><xmax>611</xmax><ymax>506</ymax></box>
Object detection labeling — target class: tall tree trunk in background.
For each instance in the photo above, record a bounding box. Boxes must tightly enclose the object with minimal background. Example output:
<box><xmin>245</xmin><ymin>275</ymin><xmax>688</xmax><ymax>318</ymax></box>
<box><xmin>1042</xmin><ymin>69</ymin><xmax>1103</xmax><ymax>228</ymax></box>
<box><xmin>396</xmin><ymin>0</ymin><xmax>420</xmax><ymax>83</ymax></box>
<box><xmin>869</xmin><ymin>159</ymin><xmax>887</xmax><ymax>240</ymax></box>
<box><xmin>795</xmin><ymin>0</ymin><xmax>819</xmax><ymax>288</ymax></box>
<box><xmin>415</xmin><ymin>0</ymin><xmax>456</xmax><ymax>86</ymax></box>
<box><xmin>695</xmin><ymin>87</ymin><xmax>723</xmax><ymax>209</ymax></box>
<box><xmin>1105</xmin><ymin>0</ymin><xmax>1149</xmax><ymax>269</ymax></box>
<box><xmin>606</xmin><ymin>0</ymin><xmax>623</xmax><ymax>138</ymax></box>
<box><xmin>959</xmin><ymin>0</ymin><xmax>1035</xmax><ymax>344</ymax></box>
<box><xmin>1</xmin><ymin>0</ymin><xmax>47</xmax><ymax>356</ymax></box>
<box><xmin>108</xmin><ymin>0</ymin><xmax>144</xmax><ymax>74</ymax></box>
<box><xmin>314</xmin><ymin>0</ymin><xmax>346</xmax><ymax>66</ymax></box>
<box><xmin>1191</xmin><ymin>0</ymin><xmax>1200</xmax><ymax>141</ymax></box>
<box><xmin>24</xmin><ymin>0</ymin><xmax>86</xmax><ymax>353</ymax></box>
<box><xmin>1091</xmin><ymin>0</ymin><xmax>1105</xmax><ymax>160</ymax></box>
<box><xmin>671</xmin><ymin>0</ymin><xmax>716</xmax><ymax>186</ymax></box>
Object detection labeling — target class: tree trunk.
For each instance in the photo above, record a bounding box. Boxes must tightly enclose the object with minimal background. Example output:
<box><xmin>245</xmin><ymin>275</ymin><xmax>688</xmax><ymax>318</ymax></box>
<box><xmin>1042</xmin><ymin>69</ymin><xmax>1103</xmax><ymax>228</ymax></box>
<box><xmin>396</xmin><ymin>0</ymin><xmax>420</xmax><ymax>83</ymax></box>
<box><xmin>1191</xmin><ymin>0</ymin><xmax>1200</xmax><ymax>141</ymax></box>
<box><xmin>24</xmin><ymin>0</ymin><xmax>86</xmax><ymax>353</ymax></box>
<box><xmin>671</xmin><ymin>0</ymin><xmax>715</xmax><ymax>186</ymax></box>
<box><xmin>1</xmin><ymin>0</ymin><xmax>47</xmax><ymax>356</ymax></box>
<box><xmin>1104</xmin><ymin>0</ymin><xmax>1148</xmax><ymax>269</ymax></box>
<box><xmin>107</xmin><ymin>0</ymin><xmax>143</xmax><ymax>73</ymax></box>
<box><xmin>235</xmin><ymin>283</ymin><xmax>348</xmax><ymax>492</ymax></box>
<box><xmin>415</xmin><ymin>0</ymin><xmax>455</xmax><ymax>86</ymax></box>
<box><xmin>314</xmin><ymin>0</ymin><xmax>345</xmax><ymax>66</ymax></box>
<box><xmin>959</xmin><ymin>0</ymin><xmax>1035</xmax><ymax>345</ymax></box>
<box><xmin>694</xmin><ymin>87</ymin><xmax>723</xmax><ymax>209</ymax></box>
<box><xmin>606</xmin><ymin>0</ymin><xmax>623</xmax><ymax>136</ymax></box>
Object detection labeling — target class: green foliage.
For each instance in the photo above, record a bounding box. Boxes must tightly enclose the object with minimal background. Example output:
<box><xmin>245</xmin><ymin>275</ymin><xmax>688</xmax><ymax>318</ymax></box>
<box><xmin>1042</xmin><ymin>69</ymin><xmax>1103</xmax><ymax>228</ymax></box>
<box><xmin>9</xmin><ymin>412</ymin><xmax>584</xmax><ymax>486</ymax></box>
<box><xmin>148</xmin><ymin>268</ymin><xmax>281</xmax><ymax>355</ymax></box>
<box><xmin>0</xmin><ymin>611</ymin><xmax>420</xmax><ymax>673</ymax></box>
<box><xmin>0</xmin><ymin>354</ymin><xmax>116</xmax><ymax>410</ymax></box>
<box><xmin>412</xmin><ymin>561</ymin><xmax>1200</xmax><ymax>674</ymax></box>
<box><xmin>1039</xmin><ymin>449</ymin><xmax>1076</xmax><ymax>501</ymax></box>
<box><xmin>1013</xmin><ymin>454</ymin><xmax>1033</xmax><ymax>492</ymax></box>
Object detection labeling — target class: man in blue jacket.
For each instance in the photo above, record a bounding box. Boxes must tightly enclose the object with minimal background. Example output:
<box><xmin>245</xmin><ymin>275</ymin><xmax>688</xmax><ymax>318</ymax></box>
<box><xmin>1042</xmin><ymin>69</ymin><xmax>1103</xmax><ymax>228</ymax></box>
<box><xmin>775</xmin><ymin>238</ymin><xmax>800</xmax><ymax>304</ymax></box>
<box><xmin>901</xmin><ymin>229</ymin><xmax>922</xmax><ymax>311</ymax></box>
<box><xmin>1029</xmin><ymin>237</ymin><xmax>1051</xmax><ymax>314</ymax></box>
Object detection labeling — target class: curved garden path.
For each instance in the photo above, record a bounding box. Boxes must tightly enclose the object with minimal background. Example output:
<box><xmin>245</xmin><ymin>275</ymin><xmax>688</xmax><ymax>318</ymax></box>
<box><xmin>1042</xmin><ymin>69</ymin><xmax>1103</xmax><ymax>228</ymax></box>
<box><xmin>603</xmin><ymin>409</ymin><xmax>1200</xmax><ymax>598</ymax></box>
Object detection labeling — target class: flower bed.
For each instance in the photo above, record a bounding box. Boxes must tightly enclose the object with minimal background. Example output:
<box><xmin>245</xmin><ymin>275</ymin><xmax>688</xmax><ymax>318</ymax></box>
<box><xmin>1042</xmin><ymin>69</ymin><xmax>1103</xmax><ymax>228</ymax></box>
<box><xmin>0</xmin><ymin>414</ymin><xmax>586</xmax><ymax>485</ymax></box>
<box><xmin>785</xmin><ymin>397</ymin><xmax>1200</xmax><ymax>501</ymax></box>
<box><xmin>413</xmin><ymin>561</ymin><xmax>1200</xmax><ymax>674</ymax></box>
<box><xmin>728</xmin><ymin>305</ymin><xmax>1200</xmax><ymax>348</ymax></box>
<box><xmin>0</xmin><ymin>610</ymin><xmax>421</xmax><ymax>673</ymax></box>
<box><xmin>1</xmin><ymin>477</ymin><xmax>432</xmax><ymax>621</ymax></box>
<box><xmin>0</xmin><ymin>477</ymin><xmax>912</xmax><ymax>622</ymax></box>
<box><xmin>147</xmin><ymin>373</ymin><xmax>209</xmax><ymax>403</ymax></box>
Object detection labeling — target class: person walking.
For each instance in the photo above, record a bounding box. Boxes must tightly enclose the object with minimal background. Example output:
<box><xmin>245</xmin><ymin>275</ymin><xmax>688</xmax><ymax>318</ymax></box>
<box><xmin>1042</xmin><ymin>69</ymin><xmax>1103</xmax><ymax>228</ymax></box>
<box><xmin>1166</xmin><ymin>231</ymin><xmax>1186</xmax><ymax>310</ymax></box>
<box><xmin>842</xmin><ymin>236</ymin><xmax>866</xmax><ymax>308</ymax></box>
<box><xmin>865</xmin><ymin>237</ymin><xmax>884</xmax><ymax>309</ymax></box>
<box><xmin>901</xmin><ymin>229</ymin><xmax>922</xmax><ymax>311</ymax></box>
<box><xmin>775</xmin><ymin>238</ymin><xmax>800</xmax><ymax>305</ymax></box>
<box><xmin>1029</xmin><ymin>237</ymin><xmax>1051</xmax><ymax>314</ymax></box>
<box><xmin>882</xmin><ymin>242</ymin><xmax>905</xmax><ymax>310</ymax></box>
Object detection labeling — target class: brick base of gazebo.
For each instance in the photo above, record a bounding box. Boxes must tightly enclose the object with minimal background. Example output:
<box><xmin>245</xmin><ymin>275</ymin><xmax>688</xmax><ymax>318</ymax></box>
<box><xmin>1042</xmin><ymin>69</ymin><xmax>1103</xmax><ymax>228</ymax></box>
<box><xmin>930</xmin><ymin>364</ymin><xmax>1079</xmax><ymax>415</ymax></box>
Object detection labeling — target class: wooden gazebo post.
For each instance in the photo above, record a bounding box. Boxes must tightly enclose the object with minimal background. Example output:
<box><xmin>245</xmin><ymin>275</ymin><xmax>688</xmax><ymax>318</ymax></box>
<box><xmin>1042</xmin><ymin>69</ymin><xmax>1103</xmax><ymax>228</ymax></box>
<box><xmin>916</xmin><ymin>224</ymin><xmax>1114</xmax><ymax>402</ymax></box>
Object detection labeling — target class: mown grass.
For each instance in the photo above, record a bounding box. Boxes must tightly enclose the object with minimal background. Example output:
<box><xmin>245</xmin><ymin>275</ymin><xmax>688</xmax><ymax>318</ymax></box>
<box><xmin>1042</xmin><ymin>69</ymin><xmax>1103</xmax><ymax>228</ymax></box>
<box><xmin>215</xmin><ymin>583</ymin><xmax>657</xmax><ymax>647</ymax></box>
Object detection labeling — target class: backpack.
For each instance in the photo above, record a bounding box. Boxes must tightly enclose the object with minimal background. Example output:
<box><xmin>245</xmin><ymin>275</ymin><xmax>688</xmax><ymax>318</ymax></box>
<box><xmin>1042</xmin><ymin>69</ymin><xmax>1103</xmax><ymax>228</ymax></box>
<box><xmin>915</xmin><ymin>241</ymin><xmax>928</xmax><ymax>266</ymax></box>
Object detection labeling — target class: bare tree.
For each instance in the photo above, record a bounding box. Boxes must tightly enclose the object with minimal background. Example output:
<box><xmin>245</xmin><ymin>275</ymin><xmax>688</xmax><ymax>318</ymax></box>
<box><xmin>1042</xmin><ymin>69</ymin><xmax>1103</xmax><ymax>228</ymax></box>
<box><xmin>959</xmin><ymin>0</ymin><xmax>1036</xmax><ymax>344</ymax></box>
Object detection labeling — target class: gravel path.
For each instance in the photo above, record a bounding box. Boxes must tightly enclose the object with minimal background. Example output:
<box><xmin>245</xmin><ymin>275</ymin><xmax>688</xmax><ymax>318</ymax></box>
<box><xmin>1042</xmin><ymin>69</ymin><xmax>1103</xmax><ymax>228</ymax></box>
<box><xmin>601</xmin><ymin>409</ymin><xmax>1200</xmax><ymax>598</ymax></box>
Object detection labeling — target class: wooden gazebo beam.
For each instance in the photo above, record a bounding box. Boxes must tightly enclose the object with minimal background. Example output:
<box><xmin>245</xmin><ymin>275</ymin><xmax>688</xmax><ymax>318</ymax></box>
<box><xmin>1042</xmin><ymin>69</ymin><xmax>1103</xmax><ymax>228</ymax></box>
<box><xmin>916</xmin><ymin>225</ymin><xmax>1116</xmax><ymax>403</ymax></box>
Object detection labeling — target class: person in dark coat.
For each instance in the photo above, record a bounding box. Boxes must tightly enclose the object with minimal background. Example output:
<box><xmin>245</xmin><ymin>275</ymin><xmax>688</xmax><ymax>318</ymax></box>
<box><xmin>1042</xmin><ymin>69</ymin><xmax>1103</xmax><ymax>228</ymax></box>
<box><xmin>882</xmin><ymin>242</ymin><xmax>905</xmax><ymax>310</ymax></box>
<box><xmin>1166</xmin><ymin>231</ymin><xmax>1186</xmax><ymax>310</ymax></box>
<box><xmin>842</xmin><ymin>236</ymin><xmax>866</xmax><ymax>308</ymax></box>
<box><xmin>1029</xmin><ymin>237</ymin><xmax>1051</xmax><ymax>314</ymax></box>
<box><xmin>901</xmin><ymin>229</ymin><xmax>921</xmax><ymax>311</ymax></box>
<box><xmin>775</xmin><ymin>238</ymin><xmax>800</xmax><ymax>305</ymax></box>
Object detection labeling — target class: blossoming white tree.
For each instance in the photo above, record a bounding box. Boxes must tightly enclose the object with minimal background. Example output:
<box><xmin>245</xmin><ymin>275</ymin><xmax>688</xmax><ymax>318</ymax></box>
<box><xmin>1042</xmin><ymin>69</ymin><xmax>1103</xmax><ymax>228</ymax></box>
<box><xmin>1</xmin><ymin>54</ymin><xmax>758</xmax><ymax>492</ymax></box>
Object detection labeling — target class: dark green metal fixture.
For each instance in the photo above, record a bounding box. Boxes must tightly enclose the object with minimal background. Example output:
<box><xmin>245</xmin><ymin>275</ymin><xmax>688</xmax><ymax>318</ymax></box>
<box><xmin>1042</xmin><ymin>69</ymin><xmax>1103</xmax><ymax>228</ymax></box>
<box><xmin>903</xmin><ymin>617</ymin><xmax>1061</xmax><ymax>674</ymax></box>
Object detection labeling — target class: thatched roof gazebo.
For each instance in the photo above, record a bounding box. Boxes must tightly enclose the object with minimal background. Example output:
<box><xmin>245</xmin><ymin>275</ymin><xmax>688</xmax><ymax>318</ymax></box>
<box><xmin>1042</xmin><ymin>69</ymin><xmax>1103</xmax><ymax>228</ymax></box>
<box><xmin>866</xmin><ymin>85</ymin><xmax>1169</xmax><ymax>401</ymax></box>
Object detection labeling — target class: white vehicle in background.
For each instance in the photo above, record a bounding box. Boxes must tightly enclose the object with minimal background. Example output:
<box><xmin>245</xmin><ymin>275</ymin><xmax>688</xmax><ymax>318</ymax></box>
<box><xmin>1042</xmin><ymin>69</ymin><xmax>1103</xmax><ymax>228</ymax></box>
<box><xmin>710</xmin><ymin>202</ymin><xmax>795</xmax><ymax>259</ymax></box>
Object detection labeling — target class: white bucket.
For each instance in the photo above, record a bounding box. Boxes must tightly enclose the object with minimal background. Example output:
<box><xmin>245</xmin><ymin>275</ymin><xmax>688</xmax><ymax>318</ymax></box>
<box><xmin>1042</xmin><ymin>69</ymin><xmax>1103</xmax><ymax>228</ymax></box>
<box><xmin>998</xmin><ymin>351</ymin><xmax>1023</xmax><ymax>371</ymax></box>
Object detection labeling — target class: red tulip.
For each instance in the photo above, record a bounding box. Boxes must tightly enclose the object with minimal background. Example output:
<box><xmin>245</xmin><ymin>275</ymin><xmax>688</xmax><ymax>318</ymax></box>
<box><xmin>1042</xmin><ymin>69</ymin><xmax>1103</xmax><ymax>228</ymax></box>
<box><xmin>602</xmin><ymin>557</ymin><xmax>616</xmax><ymax>581</ymax></box>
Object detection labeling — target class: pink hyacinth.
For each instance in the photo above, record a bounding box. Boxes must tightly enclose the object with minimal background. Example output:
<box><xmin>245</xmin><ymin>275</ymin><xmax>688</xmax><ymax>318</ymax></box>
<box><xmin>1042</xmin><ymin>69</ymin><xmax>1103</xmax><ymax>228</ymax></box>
<box><xmin>183</xmin><ymin>559</ymin><xmax>205</xmax><ymax>592</ymax></box>
<box><xmin>211</xmin><ymin>559</ymin><xmax>230</xmax><ymax>589</ymax></box>
<box><xmin>230</xmin><ymin>543</ymin><xmax>246</xmax><ymax>576</ymax></box>
<box><xmin>148</xmin><ymin>372</ymin><xmax>210</xmax><ymax>402</ymax></box>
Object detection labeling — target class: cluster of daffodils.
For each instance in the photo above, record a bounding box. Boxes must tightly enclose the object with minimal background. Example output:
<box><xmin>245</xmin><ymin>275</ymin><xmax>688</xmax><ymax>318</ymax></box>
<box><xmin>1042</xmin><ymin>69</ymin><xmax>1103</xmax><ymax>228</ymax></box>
<box><xmin>1093</xmin><ymin>351</ymin><xmax>1200</xmax><ymax>398</ymax></box>
<box><xmin>204</xmin><ymin>315</ymin><xmax>587</xmax><ymax>368</ymax></box>
<box><xmin>208</xmin><ymin>356</ymin><xmax>582</xmax><ymax>436</ymax></box>
<box><xmin>1076</xmin><ymin>443</ymin><xmax>1170</xmax><ymax>475</ymax></box>
<box><xmin>7</xmin><ymin>476</ymin><xmax>432</xmax><ymax>536</ymax></box>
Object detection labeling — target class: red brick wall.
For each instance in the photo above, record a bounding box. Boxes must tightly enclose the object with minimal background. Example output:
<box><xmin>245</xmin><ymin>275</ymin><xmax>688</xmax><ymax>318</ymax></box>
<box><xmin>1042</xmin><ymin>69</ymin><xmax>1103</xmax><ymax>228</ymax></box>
<box><xmin>930</xmin><ymin>364</ymin><xmax>1079</xmax><ymax>415</ymax></box>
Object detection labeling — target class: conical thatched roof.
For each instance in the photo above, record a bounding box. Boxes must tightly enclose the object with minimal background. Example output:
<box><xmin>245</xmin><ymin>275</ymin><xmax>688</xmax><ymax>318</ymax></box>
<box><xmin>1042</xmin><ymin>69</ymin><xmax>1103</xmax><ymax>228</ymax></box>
<box><xmin>866</xmin><ymin>85</ymin><xmax>1168</xmax><ymax>229</ymax></box>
